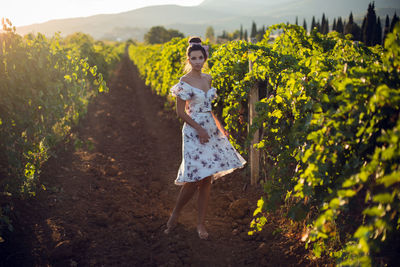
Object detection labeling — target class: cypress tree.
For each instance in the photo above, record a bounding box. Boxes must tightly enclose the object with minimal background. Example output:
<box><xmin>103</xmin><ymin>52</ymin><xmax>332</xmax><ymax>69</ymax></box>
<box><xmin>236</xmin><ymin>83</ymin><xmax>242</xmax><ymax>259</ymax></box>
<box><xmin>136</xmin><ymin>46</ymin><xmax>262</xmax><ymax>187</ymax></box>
<box><xmin>332</xmin><ymin>18</ymin><xmax>337</xmax><ymax>32</ymax></box>
<box><xmin>321</xmin><ymin>13</ymin><xmax>327</xmax><ymax>34</ymax></box>
<box><xmin>345</xmin><ymin>12</ymin><xmax>361</xmax><ymax>41</ymax></box>
<box><xmin>337</xmin><ymin>17</ymin><xmax>344</xmax><ymax>33</ymax></box>
<box><xmin>349</xmin><ymin>12</ymin><xmax>354</xmax><ymax>24</ymax></box>
<box><xmin>244</xmin><ymin>29</ymin><xmax>248</xmax><ymax>41</ymax></box>
<box><xmin>363</xmin><ymin>2</ymin><xmax>377</xmax><ymax>46</ymax></box>
<box><xmin>325</xmin><ymin>18</ymin><xmax>329</xmax><ymax>34</ymax></box>
<box><xmin>251</xmin><ymin>21</ymin><xmax>257</xmax><ymax>38</ymax></box>
<box><xmin>295</xmin><ymin>16</ymin><xmax>298</xmax><ymax>26</ymax></box>
<box><xmin>383</xmin><ymin>15</ymin><xmax>390</xmax><ymax>42</ymax></box>
<box><xmin>316</xmin><ymin>20</ymin><xmax>321</xmax><ymax>33</ymax></box>
<box><xmin>390</xmin><ymin>12</ymin><xmax>399</xmax><ymax>32</ymax></box>
<box><xmin>311</xmin><ymin>16</ymin><xmax>316</xmax><ymax>31</ymax></box>
<box><xmin>374</xmin><ymin>16</ymin><xmax>382</xmax><ymax>45</ymax></box>
<box><xmin>361</xmin><ymin>17</ymin><xmax>367</xmax><ymax>40</ymax></box>
<box><xmin>303</xmin><ymin>18</ymin><xmax>307</xmax><ymax>32</ymax></box>
<box><xmin>240</xmin><ymin>24</ymin><xmax>243</xmax><ymax>40</ymax></box>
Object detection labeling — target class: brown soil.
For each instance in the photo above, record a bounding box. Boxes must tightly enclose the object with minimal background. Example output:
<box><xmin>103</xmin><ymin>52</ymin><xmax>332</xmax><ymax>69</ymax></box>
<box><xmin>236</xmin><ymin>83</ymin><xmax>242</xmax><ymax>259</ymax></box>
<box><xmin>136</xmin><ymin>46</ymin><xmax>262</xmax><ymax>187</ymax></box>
<box><xmin>1</xmin><ymin>55</ymin><xmax>324</xmax><ymax>266</ymax></box>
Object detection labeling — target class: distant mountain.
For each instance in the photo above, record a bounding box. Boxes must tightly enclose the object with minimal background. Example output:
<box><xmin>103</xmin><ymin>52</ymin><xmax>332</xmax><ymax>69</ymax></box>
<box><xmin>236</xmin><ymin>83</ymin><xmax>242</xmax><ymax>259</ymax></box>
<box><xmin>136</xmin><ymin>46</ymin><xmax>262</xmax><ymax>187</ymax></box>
<box><xmin>199</xmin><ymin>0</ymin><xmax>298</xmax><ymax>15</ymax></box>
<box><xmin>16</xmin><ymin>5</ymin><xmax>232</xmax><ymax>41</ymax></box>
<box><xmin>16</xmin><ymin>0</ymin><xmax>400</xmax><ymax>41</ymax></box>
<box><xmin>200</xmin><ymin>0</ymin><xmax>400</xmax><ymax>24</ymax></box>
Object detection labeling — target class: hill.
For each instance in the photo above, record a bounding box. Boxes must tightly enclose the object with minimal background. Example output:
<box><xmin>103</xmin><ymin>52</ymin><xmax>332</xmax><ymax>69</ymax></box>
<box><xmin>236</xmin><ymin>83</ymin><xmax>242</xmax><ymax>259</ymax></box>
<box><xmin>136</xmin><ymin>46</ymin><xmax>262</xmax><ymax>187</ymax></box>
<box><xmin>16</xmin><ymin>0</ymin><xmax>400</xmax><ymax>41</ymax></box>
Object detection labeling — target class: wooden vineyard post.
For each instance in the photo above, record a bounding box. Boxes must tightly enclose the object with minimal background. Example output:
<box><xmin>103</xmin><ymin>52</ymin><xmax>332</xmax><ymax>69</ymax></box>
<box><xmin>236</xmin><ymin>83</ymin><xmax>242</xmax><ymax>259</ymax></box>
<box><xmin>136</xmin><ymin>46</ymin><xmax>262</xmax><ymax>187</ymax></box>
<box><xmin>248</xmin><ymin>37</ymin><xmax>260</xmax><ymax>186</ymax></box>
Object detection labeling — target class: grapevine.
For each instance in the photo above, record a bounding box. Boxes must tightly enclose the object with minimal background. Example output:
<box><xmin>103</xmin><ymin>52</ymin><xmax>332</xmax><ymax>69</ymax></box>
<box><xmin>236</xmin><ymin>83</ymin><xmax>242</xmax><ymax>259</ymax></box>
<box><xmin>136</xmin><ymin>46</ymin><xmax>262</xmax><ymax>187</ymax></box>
<box><xmin>128</xmin><ymin>22</ymin><xmax>400</xmax><ymax>264</ymax></box>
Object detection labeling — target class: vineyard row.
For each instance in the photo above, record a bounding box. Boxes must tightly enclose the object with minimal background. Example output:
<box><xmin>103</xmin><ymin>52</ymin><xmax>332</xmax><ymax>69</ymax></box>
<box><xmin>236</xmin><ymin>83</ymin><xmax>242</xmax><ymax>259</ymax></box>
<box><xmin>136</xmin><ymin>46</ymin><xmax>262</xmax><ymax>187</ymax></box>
<box><xmin>128</xmin><ymin>23</ymin><xmax>400</xmax><ymax>265</ymax></box>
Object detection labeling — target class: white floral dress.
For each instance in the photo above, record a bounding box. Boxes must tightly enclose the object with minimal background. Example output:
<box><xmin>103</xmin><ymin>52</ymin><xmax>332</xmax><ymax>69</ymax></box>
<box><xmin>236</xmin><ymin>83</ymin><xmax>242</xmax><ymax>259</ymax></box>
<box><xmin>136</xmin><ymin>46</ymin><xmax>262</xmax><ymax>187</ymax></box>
<box><xmin>170</xmin><ymin>78</ymin><xmax>247</xmax><ymax>185</ymax></box>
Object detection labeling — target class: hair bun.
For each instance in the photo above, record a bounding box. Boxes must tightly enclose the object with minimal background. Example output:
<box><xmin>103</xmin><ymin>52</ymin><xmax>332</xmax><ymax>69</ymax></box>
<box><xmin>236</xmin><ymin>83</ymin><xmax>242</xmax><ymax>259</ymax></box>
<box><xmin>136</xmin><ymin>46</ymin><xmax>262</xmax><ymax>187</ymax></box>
<box><xmin>188</xmin><ymin>36</ymin><xmax>202</xmax><ymax>44</ymax></box>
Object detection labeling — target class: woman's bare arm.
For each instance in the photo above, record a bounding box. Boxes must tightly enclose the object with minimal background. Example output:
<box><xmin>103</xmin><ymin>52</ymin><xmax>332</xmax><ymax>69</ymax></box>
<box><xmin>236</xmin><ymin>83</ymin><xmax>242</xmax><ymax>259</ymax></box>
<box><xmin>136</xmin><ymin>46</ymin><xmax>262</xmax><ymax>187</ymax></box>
<box><xmin>176</xmin><ymin>97</ymin><xmax>210</xmax><ymax>143</ymax></box>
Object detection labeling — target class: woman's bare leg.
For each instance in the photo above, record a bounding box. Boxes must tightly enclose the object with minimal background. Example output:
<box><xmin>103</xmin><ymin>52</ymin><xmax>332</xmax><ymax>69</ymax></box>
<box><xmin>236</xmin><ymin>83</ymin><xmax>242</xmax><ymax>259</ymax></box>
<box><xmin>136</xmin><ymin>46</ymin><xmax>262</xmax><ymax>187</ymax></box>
<box><xmin>197</xmin><ymin>176</ymin><xmax>212</xmax><ymax>239</ymax></box>
<box><xmin>165</xmin><ymin>182</ymin><xmax>198</xmax><ymax>233</ymax></box>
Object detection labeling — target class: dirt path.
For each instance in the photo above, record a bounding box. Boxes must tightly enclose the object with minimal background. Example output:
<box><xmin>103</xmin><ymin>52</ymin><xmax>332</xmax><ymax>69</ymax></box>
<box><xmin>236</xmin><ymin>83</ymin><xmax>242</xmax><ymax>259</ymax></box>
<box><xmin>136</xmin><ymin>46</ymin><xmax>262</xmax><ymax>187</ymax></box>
<box><xmin>2</xmin><ymin>55</ymin><xmax>318</xmax><ymax>266</ymax></box>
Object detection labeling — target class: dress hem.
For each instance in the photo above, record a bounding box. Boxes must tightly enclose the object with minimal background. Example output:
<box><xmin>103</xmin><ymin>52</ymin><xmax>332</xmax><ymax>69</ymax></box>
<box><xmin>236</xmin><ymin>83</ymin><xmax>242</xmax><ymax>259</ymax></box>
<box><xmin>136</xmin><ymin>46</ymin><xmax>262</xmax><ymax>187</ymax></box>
<box><xmin>174</xmin><ymin>161</ymin><xmax>247</xmax><ymax>185</ymax></box>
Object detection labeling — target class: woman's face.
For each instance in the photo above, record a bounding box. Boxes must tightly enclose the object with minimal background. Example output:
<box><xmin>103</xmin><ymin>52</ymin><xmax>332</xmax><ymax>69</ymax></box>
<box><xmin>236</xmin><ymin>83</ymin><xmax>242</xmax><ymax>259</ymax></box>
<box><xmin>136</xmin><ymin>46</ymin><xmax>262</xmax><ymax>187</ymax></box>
<box><xmin>188</xmin><ymin>50</ymin><xmax>205</xmax><ymax>71</ymax></box>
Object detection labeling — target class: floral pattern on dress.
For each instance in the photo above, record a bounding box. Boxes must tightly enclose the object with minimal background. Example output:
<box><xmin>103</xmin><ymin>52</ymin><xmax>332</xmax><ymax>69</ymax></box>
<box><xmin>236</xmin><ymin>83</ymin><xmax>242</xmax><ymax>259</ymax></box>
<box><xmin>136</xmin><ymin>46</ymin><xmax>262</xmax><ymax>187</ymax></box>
<box><xmin>170</xmin><ymin>79</ymin><xmax>247</xmax><ymax>185</ymax></box>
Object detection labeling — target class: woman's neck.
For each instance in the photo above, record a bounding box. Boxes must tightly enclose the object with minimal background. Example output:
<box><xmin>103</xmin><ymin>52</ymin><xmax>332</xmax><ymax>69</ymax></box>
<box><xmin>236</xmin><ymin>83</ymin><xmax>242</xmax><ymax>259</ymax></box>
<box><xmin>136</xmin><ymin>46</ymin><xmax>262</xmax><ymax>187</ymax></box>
<box><xmin>189</xmin><ymin>69</ymin><xmax>202</xmax><ymax>78</ymax></box>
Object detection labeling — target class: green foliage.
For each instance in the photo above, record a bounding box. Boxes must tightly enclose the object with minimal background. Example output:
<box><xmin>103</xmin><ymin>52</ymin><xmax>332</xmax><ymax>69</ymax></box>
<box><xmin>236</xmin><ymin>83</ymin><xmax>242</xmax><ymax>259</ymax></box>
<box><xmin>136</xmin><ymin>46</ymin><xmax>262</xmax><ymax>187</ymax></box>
<box><xmin>128</xmin><ymin>22</ymin><xmax>400</xmax><ymax>265</ymax></box>
<box><xmin>0</xmin><ymin>18</ymin><xmax>123</xmax><ymax>240</ymax></box>
<box><xmin>144</xmin><ymin>26</ymin><xmax>184</xmax><ymax>44</ymax></box>
<box><xmin>0</xmin><ymin>27</ymin><xmax>101</xmax><ymax>196</ymax></box>
<box><xmin>62</xmin><ymin>32</ymin><xmax>125</xmax><ymax>81</ymax></box>
<box><xmin>251</xmin><ymin>23</ymin><xmax>400</xmax><ymax>265</ymax></box>
<box><xmin>0</xmin><ymin>204</ymin><xmax>13</xmax><ymax>243</ymax></box>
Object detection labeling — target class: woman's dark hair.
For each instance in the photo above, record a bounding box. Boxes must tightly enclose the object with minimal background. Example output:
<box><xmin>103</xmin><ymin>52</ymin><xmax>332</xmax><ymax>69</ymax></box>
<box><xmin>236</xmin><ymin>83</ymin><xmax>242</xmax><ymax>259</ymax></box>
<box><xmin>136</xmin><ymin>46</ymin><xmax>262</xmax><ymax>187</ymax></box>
<box><xmin>186</xmin><ymin>36</ymin><xmax>207</xmax><ymax>61</ymax></box>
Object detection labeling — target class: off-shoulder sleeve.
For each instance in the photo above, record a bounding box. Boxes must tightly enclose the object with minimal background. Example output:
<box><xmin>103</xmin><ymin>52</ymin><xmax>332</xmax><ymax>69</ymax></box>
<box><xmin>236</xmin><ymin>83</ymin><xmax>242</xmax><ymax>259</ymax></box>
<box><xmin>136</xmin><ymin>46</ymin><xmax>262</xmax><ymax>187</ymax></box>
<box><xmin>170</xmin><ymin>81</ymin><xmax>193</xmax><ymax>101</ymax></box>
<box><xmin>210</xmin><ymin>88</ymin><xmax>218</xmax><ymax>100</ymax></box>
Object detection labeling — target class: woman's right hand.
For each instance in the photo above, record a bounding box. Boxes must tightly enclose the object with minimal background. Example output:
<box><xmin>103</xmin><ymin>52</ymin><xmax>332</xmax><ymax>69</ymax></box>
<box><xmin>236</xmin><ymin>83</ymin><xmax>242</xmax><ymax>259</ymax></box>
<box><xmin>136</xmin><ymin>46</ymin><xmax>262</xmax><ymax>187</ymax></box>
<box><xmin>197</xmin><ymin>127</ymin><xmax>210</xmax><ymax>144</ymax></box>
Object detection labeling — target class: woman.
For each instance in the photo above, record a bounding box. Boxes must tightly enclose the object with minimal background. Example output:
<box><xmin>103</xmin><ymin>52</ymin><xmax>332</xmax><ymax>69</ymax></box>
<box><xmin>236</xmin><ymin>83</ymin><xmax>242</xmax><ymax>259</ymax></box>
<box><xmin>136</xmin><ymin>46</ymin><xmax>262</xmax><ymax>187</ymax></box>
<box><xmin>165</xmin><ymin>36</ymin><xmax>246</xmax><ymax>240</ymax></box>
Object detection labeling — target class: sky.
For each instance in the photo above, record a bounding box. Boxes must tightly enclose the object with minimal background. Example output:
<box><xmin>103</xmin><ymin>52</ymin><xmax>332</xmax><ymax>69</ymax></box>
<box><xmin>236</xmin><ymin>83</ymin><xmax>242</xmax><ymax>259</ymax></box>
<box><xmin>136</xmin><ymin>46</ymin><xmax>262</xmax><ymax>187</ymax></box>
<box><xmin>1</xmin><ymin>0</ymin><xmax>204</xmax><ymax>27</ymax></box>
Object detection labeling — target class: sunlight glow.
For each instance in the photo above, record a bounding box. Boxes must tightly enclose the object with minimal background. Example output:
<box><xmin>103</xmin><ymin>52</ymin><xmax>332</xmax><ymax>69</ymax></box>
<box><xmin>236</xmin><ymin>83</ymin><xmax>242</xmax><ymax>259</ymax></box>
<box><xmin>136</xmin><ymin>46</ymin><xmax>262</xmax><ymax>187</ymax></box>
<box><xmin>1</xmin><ymin>0</ymin><xmax>204</xmax><ymax>26</ymax></box>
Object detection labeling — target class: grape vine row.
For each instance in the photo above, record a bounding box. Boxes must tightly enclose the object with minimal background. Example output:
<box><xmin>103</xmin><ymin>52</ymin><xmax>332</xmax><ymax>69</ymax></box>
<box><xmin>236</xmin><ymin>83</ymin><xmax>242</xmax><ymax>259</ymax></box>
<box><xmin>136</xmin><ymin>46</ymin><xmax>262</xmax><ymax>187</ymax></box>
<box><xmin>0</xmin><ymin>18</ymin><xmax>124</xmax><ymax>240</ymax></box>
<box><xmin>129</xmin><ymin>22</ymin><xmax>400</xmax><ymax>265</ymax></box>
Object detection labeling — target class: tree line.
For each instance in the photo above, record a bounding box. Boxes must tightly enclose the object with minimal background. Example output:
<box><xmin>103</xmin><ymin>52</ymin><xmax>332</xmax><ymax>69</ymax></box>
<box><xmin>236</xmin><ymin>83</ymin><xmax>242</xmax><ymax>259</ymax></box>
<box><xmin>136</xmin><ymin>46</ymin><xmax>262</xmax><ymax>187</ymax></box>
<box><xmin>142</xmin><ymin>2</ymin><xmax>398</xmax><ymax>46</ymax></box>
<box><xmin>209</xmin><ymin>2</ymin><xmax>399</xmax><ymax>46</ymax></box>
